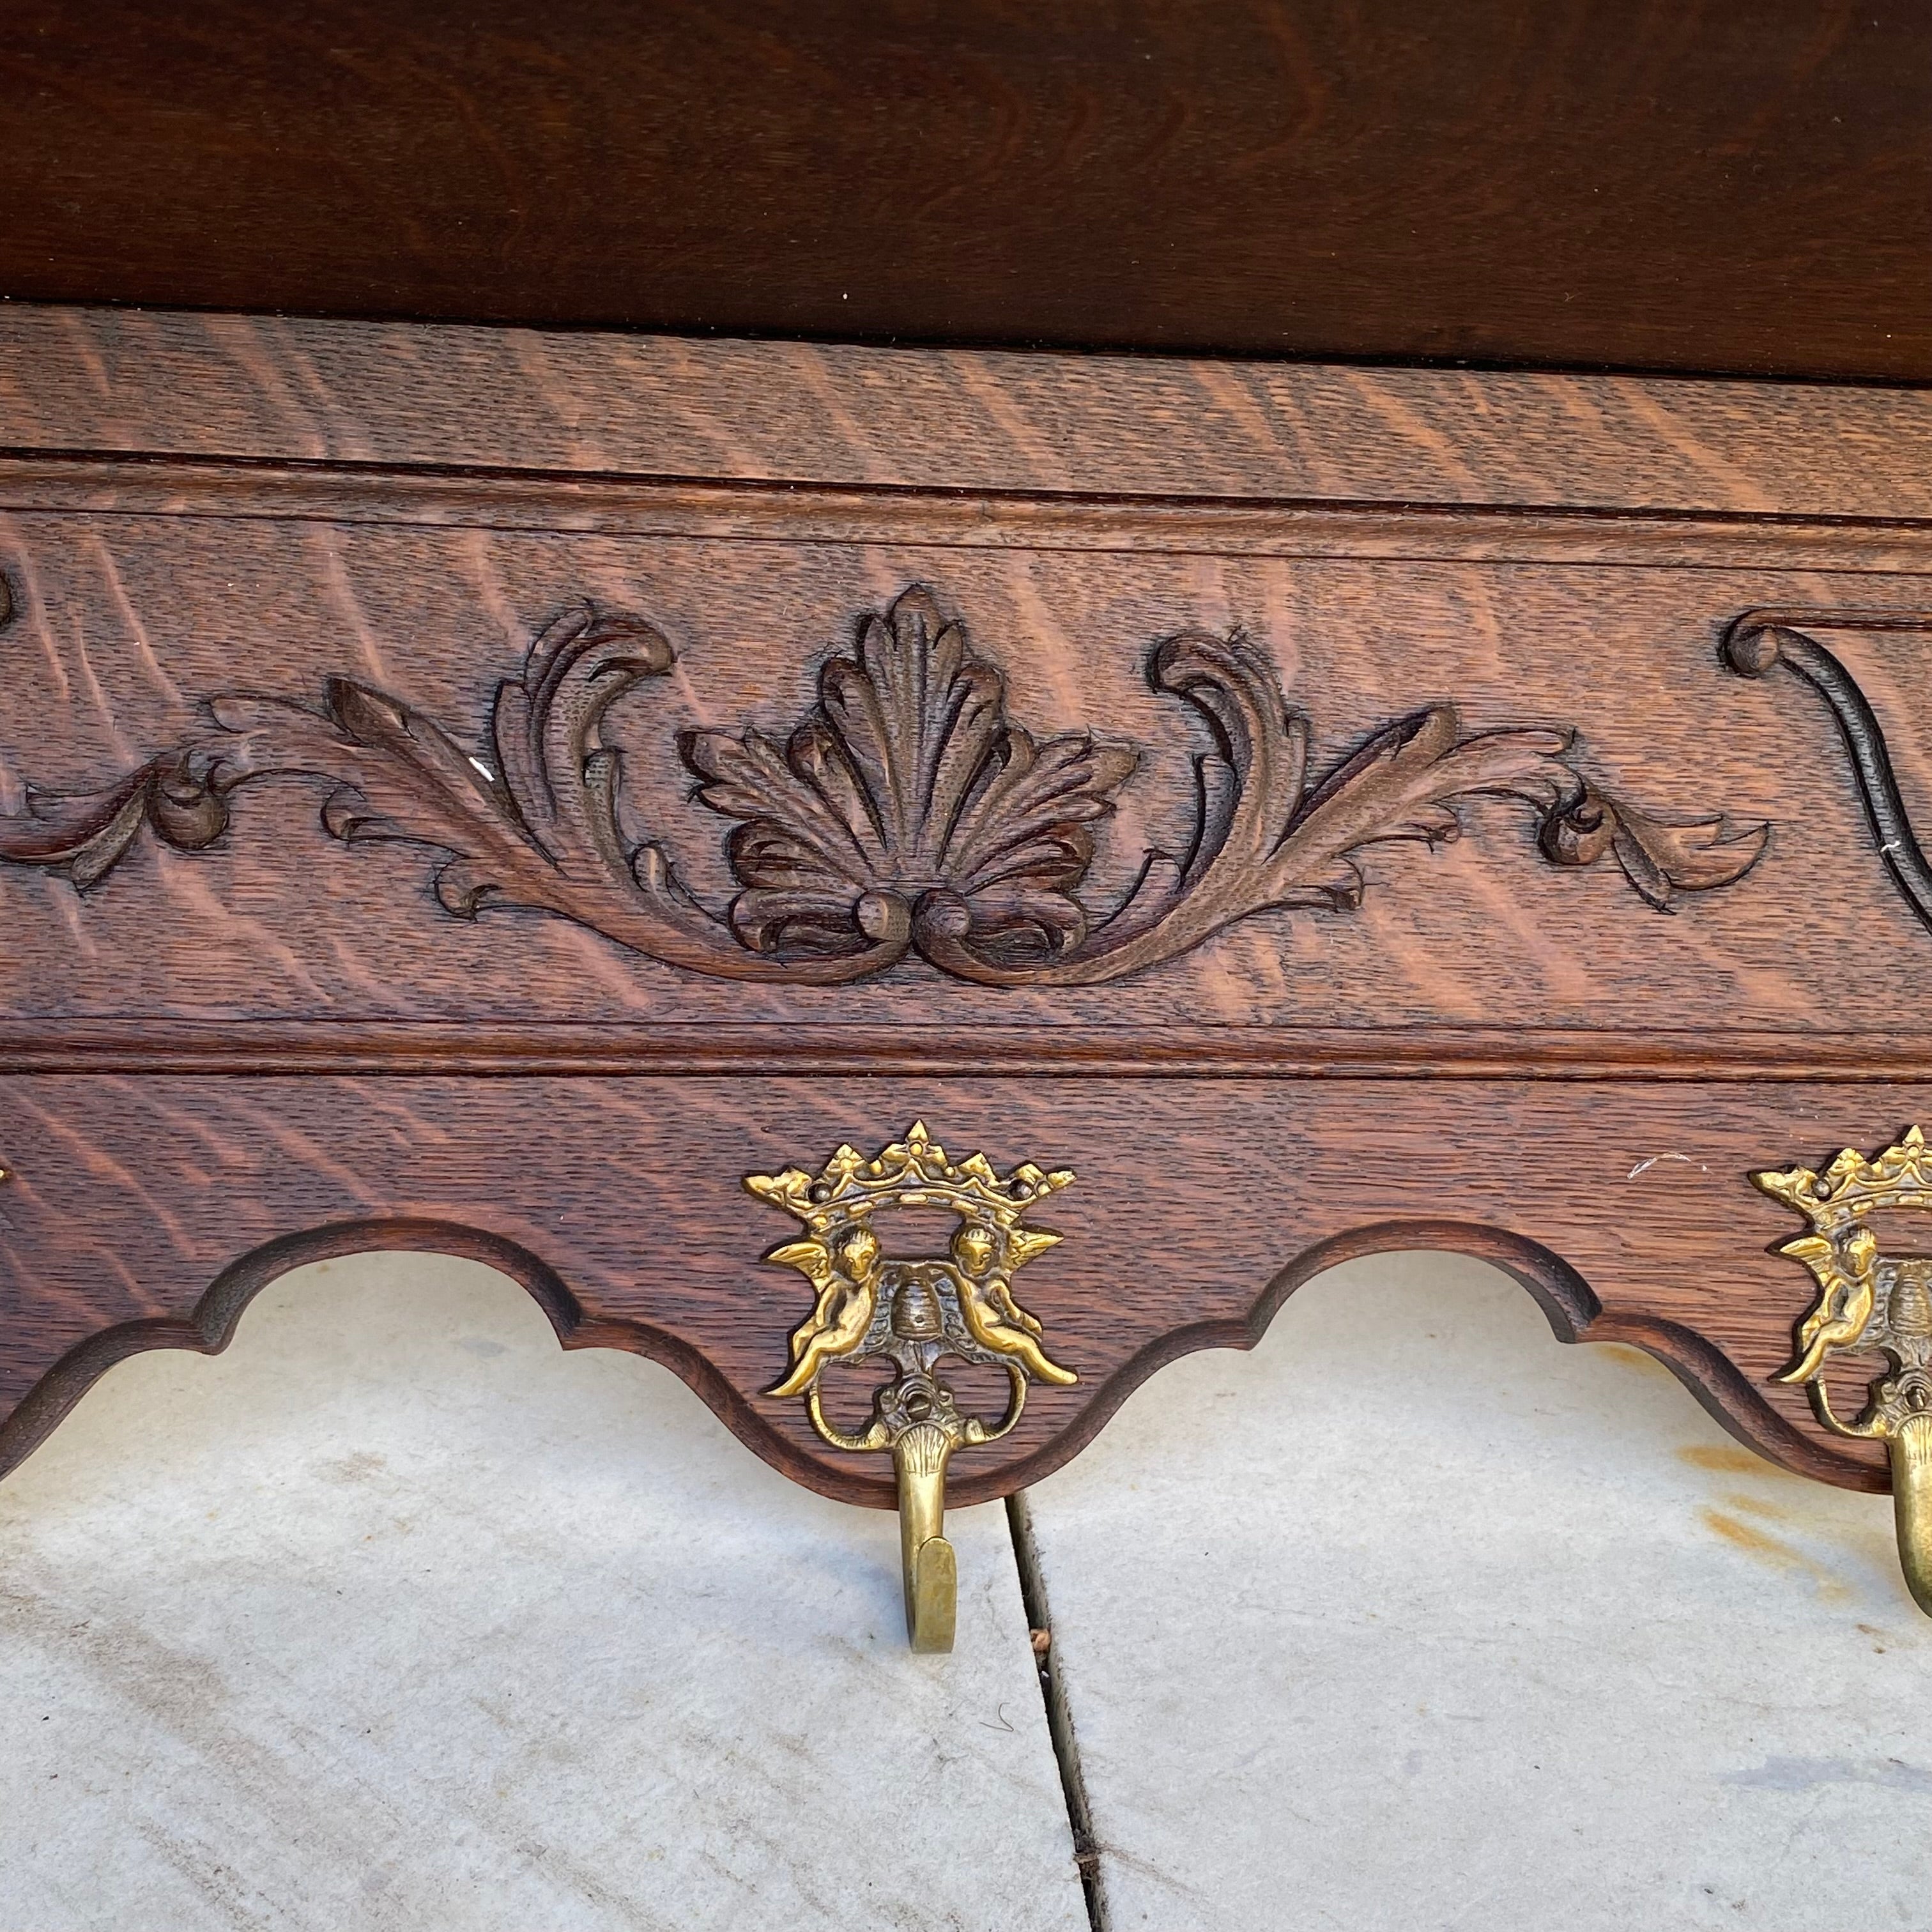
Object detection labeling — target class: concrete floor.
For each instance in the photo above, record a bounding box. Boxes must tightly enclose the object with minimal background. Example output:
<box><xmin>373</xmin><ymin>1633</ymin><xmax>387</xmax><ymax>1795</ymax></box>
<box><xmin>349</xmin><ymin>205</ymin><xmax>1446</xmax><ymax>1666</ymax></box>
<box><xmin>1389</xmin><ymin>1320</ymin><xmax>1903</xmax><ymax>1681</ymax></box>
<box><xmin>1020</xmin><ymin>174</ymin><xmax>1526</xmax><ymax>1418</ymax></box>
<box><xmin>1025</xmin><ymin>1253</ymin><xmax>1932</xmax><ymax>1932</ymax></box>
<box><xmin>0</xmin><ymin>1257</ymin><xmax>1084</xmax><ymax>1932</ymax></box>
<box><xmin>2</xmin><ymin>1250</ymin><xmax>1927</xmax><ymax>1929</ymax></box>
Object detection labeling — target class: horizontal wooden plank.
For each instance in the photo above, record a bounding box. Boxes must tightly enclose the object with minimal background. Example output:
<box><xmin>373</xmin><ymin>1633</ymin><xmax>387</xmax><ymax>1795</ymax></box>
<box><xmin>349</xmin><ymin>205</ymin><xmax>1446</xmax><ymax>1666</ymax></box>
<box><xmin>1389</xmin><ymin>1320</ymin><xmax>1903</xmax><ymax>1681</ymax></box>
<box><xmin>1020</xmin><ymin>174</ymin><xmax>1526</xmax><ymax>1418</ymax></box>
<box><xmin>0</xmin><ymin>1073</ymin><xmax>1902</xmax><ymax>1503</ymax></box>
<box><xmin>4</xmin><ymin>307</ymin><xmax>1932</xmax><ymax>518</ymax></box>
<box><xmin>4</xmin><ymin>1017</ymin><xmax>1932</xmax><ymax>1084</ymax></box>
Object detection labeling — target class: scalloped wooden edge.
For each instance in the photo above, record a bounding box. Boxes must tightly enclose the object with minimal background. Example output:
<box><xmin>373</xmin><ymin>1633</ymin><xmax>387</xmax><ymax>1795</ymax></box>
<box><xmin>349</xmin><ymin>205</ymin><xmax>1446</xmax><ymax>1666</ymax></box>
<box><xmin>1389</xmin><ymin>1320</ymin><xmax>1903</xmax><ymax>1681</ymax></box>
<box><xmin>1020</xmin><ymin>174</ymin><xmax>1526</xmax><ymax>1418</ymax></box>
<box><xmin>0</xmin><ymin>1215</ymin><xmax>1884</xmax><ymax>1508</ymax></box>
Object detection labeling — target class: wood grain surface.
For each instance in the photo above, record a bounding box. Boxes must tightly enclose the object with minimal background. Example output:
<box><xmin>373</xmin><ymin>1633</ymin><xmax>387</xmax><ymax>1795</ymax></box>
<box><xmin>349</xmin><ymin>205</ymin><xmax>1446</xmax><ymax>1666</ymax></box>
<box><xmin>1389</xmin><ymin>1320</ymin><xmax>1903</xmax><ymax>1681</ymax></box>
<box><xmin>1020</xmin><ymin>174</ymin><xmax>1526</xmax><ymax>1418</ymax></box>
<box><xmin>0</xmin><ymin>3</ymin><xmax>1927</xmax><ymax>381</ymax></box>
<box><xmin>7</xmin><ymin>307</ymin><xmax>1932</xmax><ymax>519</ymax></box>
<box><xmin>3</xmin><ymin>315</ymin><xmax>1931</xmax><ymax>1515</ymax></box>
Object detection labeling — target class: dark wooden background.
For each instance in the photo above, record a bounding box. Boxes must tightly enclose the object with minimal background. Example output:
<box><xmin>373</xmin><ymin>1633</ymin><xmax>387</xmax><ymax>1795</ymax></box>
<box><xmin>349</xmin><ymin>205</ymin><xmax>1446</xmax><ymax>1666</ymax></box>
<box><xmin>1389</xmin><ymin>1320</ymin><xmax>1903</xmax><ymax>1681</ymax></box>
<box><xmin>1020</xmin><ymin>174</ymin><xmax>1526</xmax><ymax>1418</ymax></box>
<box><xmin>1</xmin><ymin>1</ymin><xmax>1928</xmax><ymax>381</ymax></box>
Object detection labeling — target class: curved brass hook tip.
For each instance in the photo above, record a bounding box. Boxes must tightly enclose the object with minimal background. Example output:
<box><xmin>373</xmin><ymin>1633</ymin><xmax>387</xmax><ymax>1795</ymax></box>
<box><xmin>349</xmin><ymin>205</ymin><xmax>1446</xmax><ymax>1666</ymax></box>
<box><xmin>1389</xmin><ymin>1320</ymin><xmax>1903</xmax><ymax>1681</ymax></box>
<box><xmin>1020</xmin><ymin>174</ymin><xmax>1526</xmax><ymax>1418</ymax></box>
<box><xmin>906</xmin><ymin>1536</ymin><xmax>958</xmax><ymax>1653</ymax></box>
<box><xmin>1890</xmin><ymin>1414</ymin><xmax>1932</xmax><ymax>1618</ymax></box>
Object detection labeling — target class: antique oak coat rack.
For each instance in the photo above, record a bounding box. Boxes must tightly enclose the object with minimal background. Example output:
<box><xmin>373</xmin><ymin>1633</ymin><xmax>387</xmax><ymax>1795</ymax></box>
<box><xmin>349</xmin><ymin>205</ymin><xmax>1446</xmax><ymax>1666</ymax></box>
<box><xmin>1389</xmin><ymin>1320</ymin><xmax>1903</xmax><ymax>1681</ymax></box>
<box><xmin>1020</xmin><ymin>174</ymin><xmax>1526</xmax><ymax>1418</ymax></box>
<box><xmin>4</xmin><ymin>308</ymin><xmax>1932</xmax><ymax>1646</ymax></box>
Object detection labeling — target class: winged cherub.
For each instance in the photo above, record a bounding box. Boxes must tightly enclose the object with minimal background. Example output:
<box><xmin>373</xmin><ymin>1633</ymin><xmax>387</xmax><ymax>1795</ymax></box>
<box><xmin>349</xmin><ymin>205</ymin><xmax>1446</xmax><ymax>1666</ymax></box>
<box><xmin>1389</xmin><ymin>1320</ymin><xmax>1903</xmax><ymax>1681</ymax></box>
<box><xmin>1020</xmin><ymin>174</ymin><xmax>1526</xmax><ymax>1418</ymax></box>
<box><xmin>1778</xmin><ymin>1224</ymin><xmax>1879</xmax><ymax>1386</ymax></box>
<box><xmin>766</xmin><ymin>1224</ymin><xmax>883</xmax><ymax>1399</ymax></box>
<box><xmin>949</xmin><ymin>1222</ymin><xmax>1077</xmax><ymax>1386</ymax></box>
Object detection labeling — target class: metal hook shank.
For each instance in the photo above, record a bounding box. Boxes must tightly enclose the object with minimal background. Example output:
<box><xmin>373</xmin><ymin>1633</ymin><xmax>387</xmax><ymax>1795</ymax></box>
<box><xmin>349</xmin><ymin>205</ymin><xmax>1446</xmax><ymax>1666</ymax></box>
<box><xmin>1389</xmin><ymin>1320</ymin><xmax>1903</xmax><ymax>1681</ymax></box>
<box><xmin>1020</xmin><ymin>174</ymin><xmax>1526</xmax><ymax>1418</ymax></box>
<box><xmin>893</xmin><ymin>1422</ymin><xmax>958</xmax><ymax>1652</ymax></box>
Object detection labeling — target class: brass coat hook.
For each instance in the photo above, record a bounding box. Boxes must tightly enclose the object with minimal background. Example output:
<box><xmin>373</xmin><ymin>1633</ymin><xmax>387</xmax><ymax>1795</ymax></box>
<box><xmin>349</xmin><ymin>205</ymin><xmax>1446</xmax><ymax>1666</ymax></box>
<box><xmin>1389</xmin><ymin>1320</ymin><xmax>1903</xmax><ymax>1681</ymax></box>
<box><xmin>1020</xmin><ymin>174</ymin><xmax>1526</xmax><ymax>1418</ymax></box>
<box><xmin>1756</xmin><ymin>1125</ymin><xmax>1932</xmax><ymax>1614</ymax></box>
<box><xmin>749</xmin><ymin>1122</ymin><xmax>1077</xmax><ymax>1652</ymax></box>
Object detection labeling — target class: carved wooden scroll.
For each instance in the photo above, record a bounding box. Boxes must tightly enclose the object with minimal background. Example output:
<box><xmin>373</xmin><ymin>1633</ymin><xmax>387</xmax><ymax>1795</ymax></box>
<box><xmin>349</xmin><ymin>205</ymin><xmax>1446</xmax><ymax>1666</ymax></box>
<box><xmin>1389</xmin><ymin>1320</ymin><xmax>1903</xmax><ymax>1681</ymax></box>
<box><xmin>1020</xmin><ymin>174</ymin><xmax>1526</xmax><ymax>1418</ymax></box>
<box><xmin>1725</xmin><ymin>608</ymin><xmax>1932</xmax><ymax>936</ymax></box>
<box><xmin>0</xmin><ymin>585</ymin><xmax>1767</xmax><ymax>983</ymax></box>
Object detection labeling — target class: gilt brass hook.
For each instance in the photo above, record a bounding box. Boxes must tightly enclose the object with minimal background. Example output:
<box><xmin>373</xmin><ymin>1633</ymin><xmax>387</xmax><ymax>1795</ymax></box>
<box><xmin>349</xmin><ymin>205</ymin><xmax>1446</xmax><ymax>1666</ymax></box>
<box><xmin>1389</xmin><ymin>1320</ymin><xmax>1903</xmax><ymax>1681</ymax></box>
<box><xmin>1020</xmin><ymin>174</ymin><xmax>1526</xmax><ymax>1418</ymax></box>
<box><xmin>1756</xmin><ymin>1124</ymin><xmax>1932</xmax><ymax>1614</ymax></box>
<box><xmin>749</xmin><ymin>1122</ymin><xmax>1077</xmax><ymax>1652</ymax></box>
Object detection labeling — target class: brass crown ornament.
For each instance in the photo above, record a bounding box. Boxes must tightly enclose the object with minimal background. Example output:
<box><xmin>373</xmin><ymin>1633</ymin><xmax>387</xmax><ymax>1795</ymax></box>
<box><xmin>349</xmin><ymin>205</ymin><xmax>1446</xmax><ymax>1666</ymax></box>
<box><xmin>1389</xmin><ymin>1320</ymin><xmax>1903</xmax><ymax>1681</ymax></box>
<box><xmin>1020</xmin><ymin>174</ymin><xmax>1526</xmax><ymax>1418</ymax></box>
<box><xmin>749</xmin><ymin>1123</ymin><xmax>1077</xmax><ymax>1652</ymax></box>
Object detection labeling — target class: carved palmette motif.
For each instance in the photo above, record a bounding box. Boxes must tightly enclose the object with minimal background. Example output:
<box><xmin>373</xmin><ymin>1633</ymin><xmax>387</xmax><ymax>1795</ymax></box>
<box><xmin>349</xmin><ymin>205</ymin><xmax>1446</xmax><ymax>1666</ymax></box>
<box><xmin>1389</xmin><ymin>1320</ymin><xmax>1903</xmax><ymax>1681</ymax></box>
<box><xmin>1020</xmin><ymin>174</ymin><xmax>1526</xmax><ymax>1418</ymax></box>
<box><xmin>0</xmin><ymin>584</ymin><xmax>1767</xmax><ymax>985</ymax></box>
<box><xmin>680</xmin><ymin>592</ymin><xmax>1138</xmax><ymax>970</ymax></box>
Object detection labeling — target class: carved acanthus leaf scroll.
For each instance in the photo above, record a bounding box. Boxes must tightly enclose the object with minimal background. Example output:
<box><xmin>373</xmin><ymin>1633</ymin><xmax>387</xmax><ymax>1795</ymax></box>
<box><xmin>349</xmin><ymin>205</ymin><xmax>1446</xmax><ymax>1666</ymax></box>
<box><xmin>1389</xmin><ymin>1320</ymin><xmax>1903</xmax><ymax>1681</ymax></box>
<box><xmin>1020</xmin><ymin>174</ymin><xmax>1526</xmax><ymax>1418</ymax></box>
<box><xmin>0</xmin><ymin>585</ymin><xmax>1768</xmax><ymax>985</ymax></box>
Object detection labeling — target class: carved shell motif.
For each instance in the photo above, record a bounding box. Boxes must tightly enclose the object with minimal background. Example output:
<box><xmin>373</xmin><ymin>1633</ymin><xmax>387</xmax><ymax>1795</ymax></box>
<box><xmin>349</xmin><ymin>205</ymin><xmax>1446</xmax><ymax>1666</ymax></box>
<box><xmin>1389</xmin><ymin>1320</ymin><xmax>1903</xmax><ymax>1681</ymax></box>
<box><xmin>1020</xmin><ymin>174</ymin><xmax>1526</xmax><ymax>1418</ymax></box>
<box><xmin>0</xmin><ymin>582</ymin><xmax>1769</xmax><ymax>985</ymax></box>
<box><xmin>680</xmin><ymin>588</ymin><xmax>1137</xmax><ymax>967</ymax></box>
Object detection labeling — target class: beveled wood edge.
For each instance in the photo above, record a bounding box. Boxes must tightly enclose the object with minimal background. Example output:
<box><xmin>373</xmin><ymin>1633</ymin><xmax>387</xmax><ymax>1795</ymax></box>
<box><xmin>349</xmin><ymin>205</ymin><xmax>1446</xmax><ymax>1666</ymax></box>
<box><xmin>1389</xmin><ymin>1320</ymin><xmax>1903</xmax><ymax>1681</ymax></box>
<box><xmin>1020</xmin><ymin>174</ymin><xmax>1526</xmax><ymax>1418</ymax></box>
<box><xmin>4</xmin><ymin>1020</ymin><xmax>1931</xmax><ymax>1082</ymax></box>
<box><xmin>0</xmin><ymin>1213</ymin><xmax>1883</xmax><ymax>1511</ymax></box>
<box><xmin>5</xmin><ymin>453</ymin><xmax>1932</xmax><ymax>574</ymax></box>
<box><xmin>4</xmin><ymin>305</ymin><xmax>1931</xmax><ymax>519</ymax></box>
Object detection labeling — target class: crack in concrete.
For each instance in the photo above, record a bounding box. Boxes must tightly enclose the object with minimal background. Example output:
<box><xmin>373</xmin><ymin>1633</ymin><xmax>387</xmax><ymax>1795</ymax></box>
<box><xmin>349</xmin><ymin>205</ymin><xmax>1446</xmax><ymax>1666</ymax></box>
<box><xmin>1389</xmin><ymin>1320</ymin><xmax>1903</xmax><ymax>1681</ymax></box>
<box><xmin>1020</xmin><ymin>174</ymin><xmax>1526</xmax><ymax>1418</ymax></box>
<box><xmin>1007</xmin><ymin>1490</ymin><xmax>1110</xmax><ymax>1932</ymax></box>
